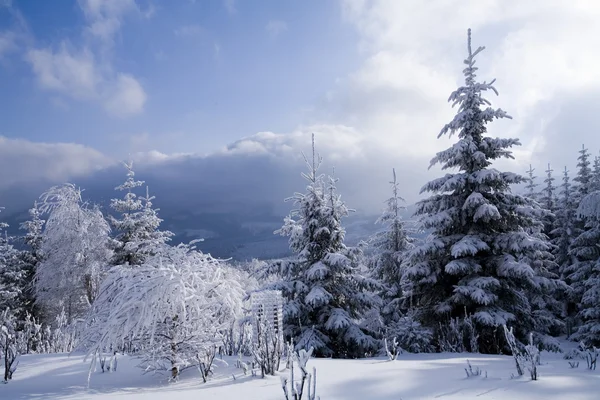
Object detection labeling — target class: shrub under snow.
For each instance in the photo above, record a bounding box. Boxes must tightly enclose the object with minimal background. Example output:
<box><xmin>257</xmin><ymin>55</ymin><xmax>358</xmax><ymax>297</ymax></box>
<box><xmin>81</xmin><ymin>243</ymin><xmax>245</xmax><ymax>381</ymax></box>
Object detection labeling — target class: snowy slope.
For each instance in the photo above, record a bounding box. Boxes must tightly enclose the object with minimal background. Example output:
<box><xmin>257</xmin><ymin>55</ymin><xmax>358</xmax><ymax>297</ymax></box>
<box><xmin>2</xmin><ymin>349</ymin><xmax>598</xmax><ymax>399</ymax></box>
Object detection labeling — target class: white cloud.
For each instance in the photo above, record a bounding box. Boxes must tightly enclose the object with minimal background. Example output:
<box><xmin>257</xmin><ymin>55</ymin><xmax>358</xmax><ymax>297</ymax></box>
<box><xmin>78</xmin><ymin>0</ymin><xmax>138</xmax><ymax>45</ymax></box>
<box><xmin>265</xmin><ymin>20</ymin><xmax>288</xmax><ymax>38</ymax></box>
<box><xmin>0</xmin><ymin>136</ymin><xmax>113</xmax><ymax>190</ymax></box>
<box><xmin>27</xmin><ymin>45</ymin><xmax>146</xmax><ymax>117</ymax></box>
<box><xmin>333</xmin><ymin>0</ymin><xmax>600</xmax><ymax>178</ymax></box>
<box><xmin>104</xmin><ymin>73</ymin><xmax>147</xmax><ymax>117</ymax></box>
<box><xmin>26</xmin><ymin>45</ymin><xmax>99</xmax><ymax>99</ymax></box>
<box><xmin>218</xmin><ymin>124</ymin><xmax>428</xmax><ymax>209</ymax></box>
<box><xmin>26</xmin><ymin>0</ymin><xmax>147</xmax><ymax>117</ymax></box>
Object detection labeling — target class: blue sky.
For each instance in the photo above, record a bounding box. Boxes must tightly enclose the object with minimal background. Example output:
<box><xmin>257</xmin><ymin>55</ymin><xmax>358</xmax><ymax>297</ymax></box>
<box><xmin>0</xmin><ymin>0</ymin><xmax>360</xmax><ymax>155</ymax></box>
<box><xmin>2</xmin><ymin>0</ymin><xmax>600</xmax><ymax>215</ymax></box>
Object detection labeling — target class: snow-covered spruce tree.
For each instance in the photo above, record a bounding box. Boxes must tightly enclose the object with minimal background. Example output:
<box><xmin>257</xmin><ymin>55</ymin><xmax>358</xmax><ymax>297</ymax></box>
<box><xmin>0</xmin><ymin>210</ymin><xmax>25</xmax><ymax>314</ymax></box>
<box><xmin>551</xmin><ymin>167</ymin><xmax>578</xmax><ymax>335</ymax></box>
<box><xmin>565</xmin><ymin>146</ymin><xmax>597</xmax><ymax>335</ymax></box>
<box><xmin>403</xmin><ymin>30</ymin><xmax>560</xmax><ymax>353</ymax></box>
<box><xmin>525</xmin><ymin>164</ymin><xmax>539</xmax><ymax>201</ymax></box>
<box><xmin>35</xmin><ymin>184</ymin><xmax>112</xmax><ymax>324</ymax></box>
<box><xmin>18</xmin><ymin>202</ymin><xmax>45</xmax><ymax>318</ymax></box>
<box><xmin>574</xmin><ymin>145</ymin><xmax>592</xmax><ymax>202</ymax></box>
<box><xmin>521</xmin><ymin>166</ymin><xmax>565</xmax><ymax>342</ymax></box>
<box><xmin>552</xmin><ymin>168</ymin><xmax>576</xmax><ymax>274</ymax></box>
<box><xmin>591</xmin><ymin>154</ymin><xmax>600</xmax><ymax>192</ymax></box>
<box><xmin>261</xmin><ymin>135</ymin><xmax>378</xmax><ymax>358</ymax></box>
<box><xmin>569</xmin><ymin>191</ymin><xmax>600</xmax><ymax>345</ymax></box>
<box><xmin>109</xmin><ymin>162</ymin><xmax>173</xmax><ymax>267</ymax></box>
<box><xmin>539</xmin><ymin>164</ymin><xmax>557</xmax><ymax>235</ymax></box>
<box><xmin>82</xmin><ymin>243</ymin><xmax>245</xmax><ymax>380</ymax></box>
<box><xmin>368</xmin><ymin>169</ymin><xmax>413</xmax><ymax>332</ymax></box>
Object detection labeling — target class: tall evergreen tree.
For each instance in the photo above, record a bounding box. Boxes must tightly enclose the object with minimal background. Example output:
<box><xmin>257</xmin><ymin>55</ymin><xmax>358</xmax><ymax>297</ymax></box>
<box><xmin>525</xmin><ymin>164</ymin><xmax>539</xmax><ymax>201</ymax></box>
<box><xmin>574</xmin><ymin>145</ymin><xmax>592</xmax><ymax>201</ymax></box>
<box><xmin>110</xmin><ymin>162</ymin><xmax>172</xmax><ymax>266</ymax></box>
<box><xmin>566</xmin><ymin>145</ymin><xmax>596</xmax><ymax>336</ymax></box>
<box><xmin>540</xmin><ymin>163</ymin><xmax>557</xmax><ymax>238</ymax></box>
<box><xmin>403</xmin><ymin>29</ymin><xmax>559</xmax><ymax>352</ymax></box>
<box><xmin>552</xmin><ymin>167</ymin><xmax>576</xmax><ymax>272</ymax></box>
<box><xmin>261</xmin><ymin>135</ymin><xmax>378</xmax><ymax>358</ymax></box>
<box><xmin>591</xmin><ymin>154</ymin><xmax>600</xmax><ymax>192</ymax></box>
<box><xmin>18</xmin><ymin>202</ymin><xmax>45</xmax><ymax>317</ymax></box>
<box><xmin>368</xmin><ymin>169</ymin><xmax>413</xmax><ymax>327</ymax></box>
<box><xmin>540</xmin><ymin>164</ymin><xmax>556</xmax><ymax>213</ymax></box>
<box><xmin>0</xmin><ymin>209</ymin><xmax>25</xmax><ymax>314</ymax></box>
<box><xmin>569</xmin><ymin>192</ymin><xmax>600</xmax><ymax>344</ymax></box>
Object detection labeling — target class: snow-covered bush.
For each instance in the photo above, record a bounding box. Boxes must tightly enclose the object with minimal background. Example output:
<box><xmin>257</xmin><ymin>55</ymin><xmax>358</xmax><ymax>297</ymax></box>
<box><xmin>82</xmin><ymin>243</ymin><xmax>245</xmax><ymax>380</ymax></box>
<box><xmin>583</xmin><ymin>344</ymin><xmax>599</xmax><ymax>370</ymax></box>
<box><xmin>503</xmin><ymin>325</ymin><xmax>540</xmax><ymax>380</ymax></box>
<box><xmin>562</xmin><ymin>341</ymin><xmax>598</xmax><ymax>370</ymax></box>
<box><xmin>222</xmin><ymin>317</ymin><xmax>253</xmax><ymax>357</ymax></box>
<box><xmin>388</xmin><ymin>313</ymin><xmax>434</xmax><ymax>354</ymax></box>
<box><xmin>0</xmin><ymin>308</ymin><xmax>19</xmax><ymax>382</ymax></box>
<box><xmin>384</xmin><ymin>337</ymin><xmax>400</xmax><ymax>360</ymax></box>
<box><xmin>222</xmin><ymin>270</ymin><xmax>258</xmax><ymax>357</ymax></box>
<box><xmin>99</xmin><ymin>352</ymin><xmax>118</xmax><ymax>373</ymax></box>
<box><xmin>197</xmin><ymin>345</ymin><xmax>220</xmax><ymax>383</ymax></box>
<box><xmin>524</xmin><ymin>333</ymin><xmax>540</xmax><ymax>380</ymax></box>
<box><xmin>503</xmin><ymin>325</ymin><xmax>525</xmax><ymax>377</ymax></box>
<box><xmin>281</xmin><ymin>343</ymin><xmax>319</xmax><ymax>400</ymax></box>
<box><xmin>464</xmin><ymin>360</ymin><xmax>485</xmax><ymax>378</ymax></box>
<box><xmin>435</xmin><ymin>313</ymin><xmax>478</xmax><ymax>353</ymax></box>
<box><xmin>36</xmin><ymin>184</ymin><xmax>112</xmax><ymax>324</ymax></box>
<box><xmin>251</xmin><ymin>310</ymin><xmax>283</xmax><ymax>377</ymax></box>
<box><xmin>20</xmin><ymin>312</ymin><xmax>42</xmax><ymax>354</ymax></box>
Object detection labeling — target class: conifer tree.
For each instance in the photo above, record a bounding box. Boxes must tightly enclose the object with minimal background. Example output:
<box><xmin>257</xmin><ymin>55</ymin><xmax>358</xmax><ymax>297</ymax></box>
<box><xmin>0</xmin><ymin>209</ymin><xmax>25</xmax><ymax>314</ymax></box>
<box><xmin>262</xmin><ymin>135</ymin><xmax>378</xmax><ymax>358</ymax></box>
<box><xmin>569</xmin><ymin>191</ymin><xmax>600</xmax><ymax>344</ymax></box>
<box><xmin>18</xmin><ymin>202</ymin><xmax>45</xmax><ymax>318</ymax></box>
<box><xmin>540</xmin><ymin>163</ymin><xmax>557</xmax><ymax>237</ymax></box>
<box><xmin>574</xmin><ymin>145</ymin><xmax>592</xmax><ymax>201</ymax></box>
<box><xmin>566</xmin><ymin>146</ymin><xmax>596</xmax><ymax>336</ymax></box>
<box><xmin>552</xmin><ymin>168</ymin><xmax>576</xmax><ymax>272</ymax></box>
<box><xmin>591</xmin><ymin>154</ymin><xmax>600</xmax><ymax>192</ymax></box>
<box><xmin>525</xmin><ymin>164</ymin><xmax>539</xmax><ymax>201</ymax></box>
<box><xmin>403</xmin><ymin>29</ymin><xmax>559</xmax><ymax>352</ymax></box>
<box><xmin>540</xmin><ymin>164</ymin><xmax>556</xmax><ymax>213</ymax></box>
<box><xmin>110</xmin><ymin>162</ymin><xmax>172</xmax><ymax>266</ymax></box>
<box><xmin>368</xmin><ymin>169</ymin><xmax>413</xmax><ymax>327</ymax></box>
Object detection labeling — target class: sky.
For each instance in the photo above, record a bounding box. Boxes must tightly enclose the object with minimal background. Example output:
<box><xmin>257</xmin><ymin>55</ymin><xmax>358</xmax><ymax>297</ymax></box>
<box><xmin>2</xmin><ymin>0</ymin><xmax>600</xmax><ymax>218</ymax></box>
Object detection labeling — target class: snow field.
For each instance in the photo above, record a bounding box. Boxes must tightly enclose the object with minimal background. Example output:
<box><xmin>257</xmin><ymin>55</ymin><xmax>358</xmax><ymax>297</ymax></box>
<box><xmin>3</xmin><ymin>349</ymin><xmax>599</xmax><ymax>399</ymax></box>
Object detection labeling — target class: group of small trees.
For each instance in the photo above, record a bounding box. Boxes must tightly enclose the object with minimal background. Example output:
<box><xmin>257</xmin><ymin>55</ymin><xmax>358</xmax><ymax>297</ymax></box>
<box><xmin>0</xmin><ymin>163</ymin><xmax>252</xmax><ymax>383</ymax></box>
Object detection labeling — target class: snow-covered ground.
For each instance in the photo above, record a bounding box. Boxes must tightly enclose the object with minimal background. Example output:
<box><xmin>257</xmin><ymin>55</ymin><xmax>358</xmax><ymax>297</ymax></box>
<box><xmin>3</xmin><ymin>347</ymin><xmax>599</xmax><ymax>399</ymax></box>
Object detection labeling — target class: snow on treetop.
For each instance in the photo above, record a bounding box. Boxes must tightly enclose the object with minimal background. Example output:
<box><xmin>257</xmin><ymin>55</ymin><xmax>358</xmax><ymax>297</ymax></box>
<box><xmin>577</xmin><ymin>190</ymin><xmax>600</xmax><ymax>220</ymax></box>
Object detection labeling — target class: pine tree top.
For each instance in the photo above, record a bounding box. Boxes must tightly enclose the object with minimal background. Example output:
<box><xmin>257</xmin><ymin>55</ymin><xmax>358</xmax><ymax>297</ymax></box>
<box><xmin>430</xmin><ymin>29</ymin><xmax>515</xmax><ymax>175</ymax></box>
<box><xmin>575</xmin><ymin>144</ymin><xmax>592</xmax><ymax>197</ymax></box>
